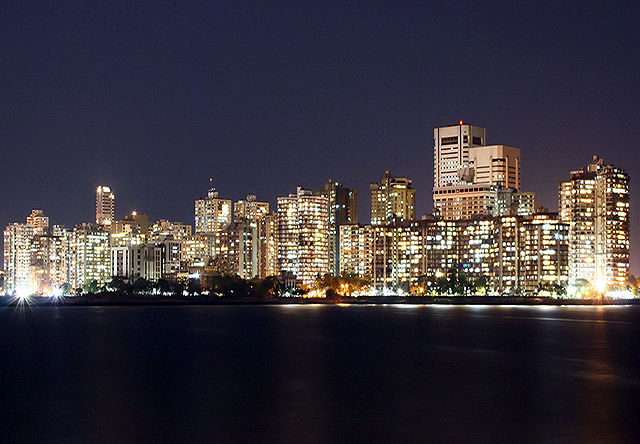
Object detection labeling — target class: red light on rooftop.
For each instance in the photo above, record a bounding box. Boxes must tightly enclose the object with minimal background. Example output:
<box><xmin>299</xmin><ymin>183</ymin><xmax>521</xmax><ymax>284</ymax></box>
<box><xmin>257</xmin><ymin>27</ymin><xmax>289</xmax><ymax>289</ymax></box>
<box><xmin>459</xmin><ymin>120</ymin><xmax>463</xmax><ymax>125</ymax></box>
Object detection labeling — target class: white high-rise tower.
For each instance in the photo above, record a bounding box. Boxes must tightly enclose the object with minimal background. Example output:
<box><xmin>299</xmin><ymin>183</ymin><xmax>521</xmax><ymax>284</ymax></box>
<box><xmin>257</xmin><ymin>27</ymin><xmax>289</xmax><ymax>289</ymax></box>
<box><xmin>433</xmin><ymin>122</ymin><xmax>486</xmax><ymax>188</ymax></box>
<box><xmin>96</xmin><ymin>186</ymin><xmax>115</xmax><ymax>227</ymax></box>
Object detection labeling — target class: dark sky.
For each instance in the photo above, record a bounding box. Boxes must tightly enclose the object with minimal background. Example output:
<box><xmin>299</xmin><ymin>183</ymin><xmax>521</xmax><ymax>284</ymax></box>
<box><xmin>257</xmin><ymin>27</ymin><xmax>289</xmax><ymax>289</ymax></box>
<box><xmin>2</xmin><ymin>1</ymin><xmax>639</xmax><ymax>272</ymax></box>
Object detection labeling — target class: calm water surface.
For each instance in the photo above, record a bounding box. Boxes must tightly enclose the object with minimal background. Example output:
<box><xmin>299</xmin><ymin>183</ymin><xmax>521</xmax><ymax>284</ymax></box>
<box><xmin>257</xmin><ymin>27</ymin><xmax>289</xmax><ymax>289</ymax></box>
<box><xmin>1</xmin><ymin>304</ymin><xmax>639</xmax><ymax>443</ymax></box>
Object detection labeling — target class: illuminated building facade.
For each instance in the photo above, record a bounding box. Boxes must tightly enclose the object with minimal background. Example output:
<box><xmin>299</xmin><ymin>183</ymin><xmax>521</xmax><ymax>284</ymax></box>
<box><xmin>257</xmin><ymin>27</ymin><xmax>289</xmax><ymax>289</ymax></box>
<box><xmin>258</xmin><ymin>212</ymin><xmax>278</xmax><ymax>278</ymax></box>
<box><xmin>433</xmin><ymin>123</ymin><xmax>525</xmax><ymax>221</ymax></box>
<box><xmin>494</xmin><ymin>189</ymin><xmax>537</xmax><ymax>217</ymax></box>
<box><xmin>371</xmin><ymin>222</ymin><xmax>423</xmax><ymax>292</ymax></box>
<box><xmin>110</xmin><ymin>228</ymin><xmax>145</xmax><ymax>248</ymax></box>
<box><xmin>420</xmin><ymin>215</ymin><xmax>569</xmax><ymax>294</ymax></box>
<box><xmin>69</xmin><ymin>224</ymin><xmax>110</xmax><ymax>289</ymax></box>
<box><xmin>434</xmin><ymin>141</ymin><xmax>522</xmax><ymax>220</ymax></box>
<box><xmin>234</xmin><ymin>195</ymin><xmax>269</xmax><ymax>222</ymax></box>
<box><xmin>96</xmin><ymin>185</ymin><xmax>115</xmax><ymax>227</ymax></box>
<box><xmin>181</xmin><ymin>234</ymin><xmax>215</xmax><ymax>269</ymax></box>
<box><xmin>111</xmin><ymin>244</ymin><xmax>163</xmax><ymax>281</ymax></box>
<box><xmin>457</xmin><ymin>218</ymin><xmax>494</xmax><ymax>280</ymax></box>
<box><xmin>195</xmin><ymin>187</ymin><xmax>232</xmax><ymax>234</ymax></box>
<box><xmin>422</xmin><ymin>219</ymin><xmax>458</xmax><ymax>278</ymax></box>
<box><xmin>213</xmin><ymin>221</ymin><xmax>259</xmax><ymax>279</ymax></box>
<box><xmin>29</xmin><ymin>225</ymin><xmax>69</xmax><ymax>294</ymax></box>
<box><xmin>339</xmin><ymin>224</ymin><xmax>373</xmax><ymax>278</ymax></box>
<box><xmin>518</xmin><ymin>214</ymin><xmax>569</xmax><ymax>293</ymax></box>
<box><xmin>469</xmin><ymin>145</ymin><xmax>521</xmax><ymax>190</ymax></box>
<box><xmin>433</xmin><ymin>123</ymin><xmax>486</xmax><ymax>188</ymax></box>
<box><xmin>316</xmin><ymin>180</ymin><xmax>358</xmax><ymax>275</ymax></box>
<box><xmin>370</xmin><ymin>171</ymin><xmax>415</xmax><ymax>225</ymax></box>
<box><xmin>3</xmin><ymin>222</ymin><xmax>34</xmax><ymax>294</ymax></box>
<box><xmin>559</xmin><ymin>155</ymin><xmax>630</xmax><ymax>291</ymax></box>
<box><xmin>277</xmin><ymin>187</ymin><xmax>329</xmax><ymax>286</ymax></box>
<box><xmin>433</xmin><ymin>184</ymin><xmax>498</xmax><ymax>220</ymax></box>
<box><xmin>148</xmin><ymin>219</ymin><xmax>192</xmax><ymax>242</ymax></box>
<box><xmin>27</xmin><ymin>209</ymin><xmax>50</xmax><ymax>235</ymax></box>
<box><xmin>3</xmin><ymin>211</ymin><xmax>70</xmax><ymax>295</ymax></box>
<box><xmin>491</xmin><ymin>216</ymin><xmax>519</xmax><ymax>293</ymax></box>
<box><xmin>159</xmin><ymin>239</ymin><xmax>182</xmax><ymax>275</ymax></box>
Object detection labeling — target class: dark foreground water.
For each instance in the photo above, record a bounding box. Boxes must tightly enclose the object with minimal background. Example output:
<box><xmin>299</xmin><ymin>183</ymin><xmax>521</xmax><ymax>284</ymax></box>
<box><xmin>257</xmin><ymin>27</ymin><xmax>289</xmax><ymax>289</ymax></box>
<box><xmin>1</xmin><ymin>305</ymin><xmax>639</xmax><ymax>443</ymax></box>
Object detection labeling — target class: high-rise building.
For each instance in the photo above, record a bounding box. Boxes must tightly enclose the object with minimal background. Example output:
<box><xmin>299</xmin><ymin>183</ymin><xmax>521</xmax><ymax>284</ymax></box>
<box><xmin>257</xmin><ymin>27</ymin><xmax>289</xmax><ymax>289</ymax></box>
<box><xmin>96</xmin><ymin>186</ymin><xmax>115</xmax><ymax>227</ymax></box>
<box><xmin>433</xmin><ymin>123</ymin><xmax>524</xmax><ymax>220</ymax></box>
<box><xmin>258</xmin><ymin>212</ymin><xmax>278</xmax><ymax>278</ymax></box>
<box><xmin>316</xmin><ymin>180</ymin><xmax>358</xmax><ymax>275</ymax></box>
<box><xmin>433</xmin><ymin>122</ymin><xmax>486</xmax><ymax>189</ymax></box>
<box><xmin>111</xmin><ymin>244</ymin><xmax>163</xmax><ymax>281</ymax></box>
<box><xmin>490</xmin><ymin>216</ymin><xmax>519</xmax><ymax>293</ymax></box>
<box><xmin>371</xmin><ymin>222</ymin><xmax>423</xmax><ymax>292</ymax></box>
<box><xmin>339</xmin><ymin>224</ymin><xmax>373</xmax><ymax>278</ymax></box>
<box><xmin>3</xmin><ymin>223</ymin><xmax>34</xmax><ymax>294</ymax></box>
<box><xmin>213</xmin><ymin>221</ymin><xmax>259</xmax><ymax>279</ymax></box>
<box><xmin>29</xmin><ymin>225</ymin><xmax>69</xmax><ymax>294</ymax></box>
<box><xmin>433</xmin><ymin>184</ymin><xmax>498</xmax><ymax>220</ymax></box>
<box><xmin>195</xmin><ymin>187</ymin><xmax>232</xmax><ymax>234</ymax></box>
<box><xmin>559</xmin><ymin>155</ymin><xmax>630</xmax><ymax>291</ymax></box>
<box><xmin>468</xmin><ymin>145</ymin><xmax>521</xmax><ymax>190</ymax></box>
<box><xmin>370</xmin><ymin>171</ymin><xmax>415</xmax><ymax>225</ymax></box>
<box><xmin>518</xmin><ymin>214</ymin><xmax>569</xmax><ymax>293</ymax></box>
<box><xmin>277</xmin><ymin>187</ymin><xmax>329</xmax><ymax>286</ymax></box>
<box><xmin>3</xmin><ymin>210</ymin><xmax>69</xmax><ymax>295</ymax></box>
<box><xmin>69</xmin><ymin>224</ymin><xmax>110</xmax><ymax>289</ymax></box>
<box><xmin>422</xmin><ymin>215</ymin><xmax>569</xmax><ymax>295</ymax></box>
<box><xmin>234</xmin><ymin>195</ymin><xmax>269</xmax><ymax>222</ymax></box>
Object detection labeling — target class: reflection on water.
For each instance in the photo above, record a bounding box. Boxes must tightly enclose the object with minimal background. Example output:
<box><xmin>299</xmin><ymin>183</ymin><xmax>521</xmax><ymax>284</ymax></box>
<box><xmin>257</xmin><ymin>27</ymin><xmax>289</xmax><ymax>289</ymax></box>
<box><xmin>1</xmin><ymin>305</ymin><xmax>639</xmax><ymax>443</ymax></box>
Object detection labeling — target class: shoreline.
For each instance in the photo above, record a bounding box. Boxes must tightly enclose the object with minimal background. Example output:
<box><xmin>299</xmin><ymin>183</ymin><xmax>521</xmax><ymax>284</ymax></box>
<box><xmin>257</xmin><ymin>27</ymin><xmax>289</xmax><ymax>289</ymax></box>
<box><xmin>1</xmin><ymin>295</ymin><xmax>638</xmax><ymax>307</ymax></box>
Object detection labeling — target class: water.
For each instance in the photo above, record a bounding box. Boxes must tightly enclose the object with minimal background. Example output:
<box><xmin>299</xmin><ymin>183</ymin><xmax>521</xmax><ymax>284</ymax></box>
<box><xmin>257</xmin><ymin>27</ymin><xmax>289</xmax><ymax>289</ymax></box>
<box><xmin>1</xmin><ymin>304</ymin><xmax>639</xmax><ymax>443</ymax></box>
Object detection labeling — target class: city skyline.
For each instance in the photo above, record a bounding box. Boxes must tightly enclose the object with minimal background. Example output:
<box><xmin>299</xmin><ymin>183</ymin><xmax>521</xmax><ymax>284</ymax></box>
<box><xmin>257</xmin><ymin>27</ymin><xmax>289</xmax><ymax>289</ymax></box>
<box><xmin>2</xmin><ymin>149</ymin><xmax>629</xmax><ymax>297</ymax></box>
<box><xmin>1</xmin><ymin>2</ymin><xmax>638</xmax><ymax>273</ymax></box>
<box><xmin>3</xmin><ymin>4</ymin><xmax>640</xmax><ymax>442</ymax></box>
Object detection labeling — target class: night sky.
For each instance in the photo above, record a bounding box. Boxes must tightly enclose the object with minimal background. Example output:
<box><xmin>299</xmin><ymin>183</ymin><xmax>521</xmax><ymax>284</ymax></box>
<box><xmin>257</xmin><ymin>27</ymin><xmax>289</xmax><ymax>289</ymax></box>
<box><xmin>2</xmin><ymin>1</ymin><xmax>639</xmax><ymax>272</ymax></box>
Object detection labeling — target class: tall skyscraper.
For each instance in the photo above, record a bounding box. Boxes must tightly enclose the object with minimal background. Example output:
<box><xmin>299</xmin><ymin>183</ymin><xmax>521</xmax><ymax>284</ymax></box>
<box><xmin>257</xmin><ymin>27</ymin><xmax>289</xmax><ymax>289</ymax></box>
<box><xmin>433</xmin><ymin>123</ymin><xmax>525</xmax><ymax>220</ymax></box>
<box><xmin>370</xmin><ymin>171</ymin><xmax>415</xmax><ymax>225</ymax></box>
<box><xmin>277</xmin><ymin>187</ymin><xmax>329</xmax><ymax>286</ymax></box>
<box><xmin>433</xmin><ymin>122</ymin><xmax>486</xmax><ymax>188</ymax></box>
<box><xmin>315</xmin><ymin>180</ymin><xmax>358</xmax><ymax>275</ymax></box>
<box><xmin>195</xmin><ymin>187</ymin><xmax>232</xmax><ymax>234</ymax></box>
<box><xmin>559</xmin><ymin>155</ymin><xmax>630</xmax><ymax>291</ymax></box>
<box><xmin>434</xmin><ymin>144</ymin><xmax>522</xmax><ymax>219</ymax></box>
<box><xmin>96</xmin><ymin>186</ymin><xmax>115</xmax><ymax>227</ymax></box>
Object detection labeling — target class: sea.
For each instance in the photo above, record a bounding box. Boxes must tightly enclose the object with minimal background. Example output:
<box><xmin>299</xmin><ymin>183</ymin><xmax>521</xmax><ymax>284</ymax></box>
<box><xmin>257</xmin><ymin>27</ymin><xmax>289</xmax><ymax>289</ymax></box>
<box><xmin>1</xmin><ymin>304</ymin><xmax>639</xmax><ymax>443</ymax></box>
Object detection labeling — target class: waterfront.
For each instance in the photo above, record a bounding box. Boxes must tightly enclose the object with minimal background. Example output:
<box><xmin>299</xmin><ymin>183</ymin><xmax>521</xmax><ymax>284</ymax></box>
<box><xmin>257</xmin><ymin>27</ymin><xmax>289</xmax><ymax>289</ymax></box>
<box><xmin>1</xmin><ymin>305</ymin><xmax>639</xmax><ymax>442</ymax></box>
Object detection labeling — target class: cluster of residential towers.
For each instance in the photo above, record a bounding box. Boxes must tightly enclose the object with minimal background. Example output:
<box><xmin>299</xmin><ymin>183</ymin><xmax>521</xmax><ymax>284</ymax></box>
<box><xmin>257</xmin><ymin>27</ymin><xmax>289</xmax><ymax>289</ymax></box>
<box><xmin>2</xmin><ymin>123</ymin><xmax>630</xmax><ymax>296</ymax></box>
